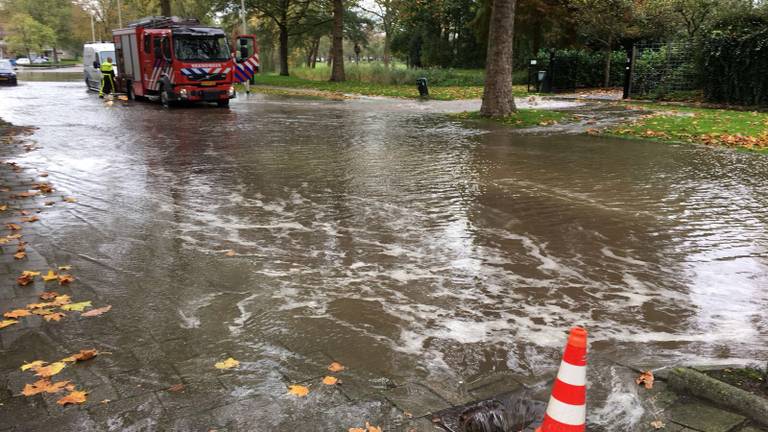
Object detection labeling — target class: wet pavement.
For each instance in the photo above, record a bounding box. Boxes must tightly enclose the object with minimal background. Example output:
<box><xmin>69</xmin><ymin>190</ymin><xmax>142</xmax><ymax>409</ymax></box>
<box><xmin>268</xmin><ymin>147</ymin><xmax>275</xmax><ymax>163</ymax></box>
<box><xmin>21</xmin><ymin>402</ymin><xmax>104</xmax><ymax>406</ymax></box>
<box><xmin>0</xmin><ymin>81</ymin><xmax>767</xmax><ymax>431</ymax></box>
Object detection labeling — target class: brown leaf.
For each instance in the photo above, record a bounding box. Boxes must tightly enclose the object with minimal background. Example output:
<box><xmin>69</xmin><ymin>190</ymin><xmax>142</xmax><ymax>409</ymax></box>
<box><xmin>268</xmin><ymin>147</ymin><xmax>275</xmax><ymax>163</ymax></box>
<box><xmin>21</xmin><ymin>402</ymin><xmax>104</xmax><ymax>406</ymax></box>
<box><xmin>650</xmin><ymin>420</ymin><xmax>665</xmax><ymax>429</ymax></box>
<box><xmin>43</xmin><ymin>312</ymin><xmax>65</xmax><ymax>322</ymax></box>
<box><xmin>21</xmin><ymin>216</ymin><xmax>39</xmax><ymax>223</ymax></box>
<box><xmin>81</xmin><ymin>305</ymin><xmax>112</xmax><ymax>317</ymax></box>
<box><xmin>14</xmin><ymin>251</ymin><xmax>27</xmax><ymax>260</ymax></box>
<box><xmin>167</xmin><ymin>384</ymin><xmax>185</xmax><ymax>392</ymax></box>
<box><xmin>225</xmin><ymin>250</ymin><xmax>236</xmax><ymax>257</ymax></box>
<box><xmin>366</xmin><ymin>422</ymin><xmax>382</xmax><ymax>432</ymax></box>
<box><xmin>57</xmin><ymin>390</ymin><xmax>87</xmax><ymax>406</ymax></box>
<box><xmin>322</xmin><ymin>376</ymin><xmax>339</xmax><ymax>385</ymax></box>
<box><xmin>39</xmin><ymin>291</ymin><xmax>60</xmax><ymax>301</ymax></box>
<box><xmin>57</xmin><ymin>274</ymin><xmax>75</xmax><ymax>285</ymax></box>
<box><xmin>4</xmin><ymin>309</ymin><xmax>31</xmax><ymax>319</ymax></box>
<box><xmin>327</xmin><ymin>361</ymin><xmax>345</xmax><ymax>373</ymax></box>
<box><xmin>62</xmin><ymin>349</ymin><xmax>98</xmax><ymax>363</ymax></box>
<box><xmin>635</xmin><ymin>371</ymin><xmax>654</xmax><ymax>389</ymax></box>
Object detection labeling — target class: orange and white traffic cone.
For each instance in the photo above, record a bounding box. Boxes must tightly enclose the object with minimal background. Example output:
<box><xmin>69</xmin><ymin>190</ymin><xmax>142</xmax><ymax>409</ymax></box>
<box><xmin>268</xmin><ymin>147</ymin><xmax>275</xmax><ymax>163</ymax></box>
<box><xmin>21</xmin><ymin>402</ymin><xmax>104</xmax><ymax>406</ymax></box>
<box><xmin>536</xmin><ymin>327</ymin><xmax>588</xmax><ymax>432</ymax></box>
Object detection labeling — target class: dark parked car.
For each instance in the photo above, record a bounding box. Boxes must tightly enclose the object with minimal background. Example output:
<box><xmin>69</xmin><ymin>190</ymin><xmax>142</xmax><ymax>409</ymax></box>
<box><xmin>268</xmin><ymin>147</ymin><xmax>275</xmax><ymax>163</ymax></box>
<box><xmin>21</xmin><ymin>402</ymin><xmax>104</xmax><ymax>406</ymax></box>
<box><xmin>0</xmin><ymin>60</ymin><xmax>18</xmax><ymax>86</ymax></box>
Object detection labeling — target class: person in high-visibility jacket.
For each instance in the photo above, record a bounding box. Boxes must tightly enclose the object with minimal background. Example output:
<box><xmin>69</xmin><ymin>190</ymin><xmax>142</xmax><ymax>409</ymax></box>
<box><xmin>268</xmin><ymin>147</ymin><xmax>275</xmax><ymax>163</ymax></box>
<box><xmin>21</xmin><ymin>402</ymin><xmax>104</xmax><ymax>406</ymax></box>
<box><xmin>99</xmin><ymin>57</ymin><xmax>115</xmax><ymax>98</ymax></box>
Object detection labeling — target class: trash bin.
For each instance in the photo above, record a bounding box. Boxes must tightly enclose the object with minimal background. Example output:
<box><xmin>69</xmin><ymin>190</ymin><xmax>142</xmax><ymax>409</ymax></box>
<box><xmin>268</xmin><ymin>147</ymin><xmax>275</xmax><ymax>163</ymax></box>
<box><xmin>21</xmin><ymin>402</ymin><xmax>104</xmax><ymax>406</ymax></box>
<box><xmin>416</xmin><ymin>77</ymin><xmax>429</xmax><ymax>97</ymax></box>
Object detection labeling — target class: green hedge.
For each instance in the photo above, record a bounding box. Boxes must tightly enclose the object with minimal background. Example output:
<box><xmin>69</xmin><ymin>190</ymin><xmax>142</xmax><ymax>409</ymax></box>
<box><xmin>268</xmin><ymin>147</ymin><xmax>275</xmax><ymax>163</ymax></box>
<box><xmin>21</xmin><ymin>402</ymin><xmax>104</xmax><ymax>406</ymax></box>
<box><xmin>533</xmin><ymin>49</ymin><xmax>626</xmax><ymax>91</ymax></box>
<box><xmin>702</xmin><ymin>13</ymin><xmax>768</xmax><ymax>106</ymax></box>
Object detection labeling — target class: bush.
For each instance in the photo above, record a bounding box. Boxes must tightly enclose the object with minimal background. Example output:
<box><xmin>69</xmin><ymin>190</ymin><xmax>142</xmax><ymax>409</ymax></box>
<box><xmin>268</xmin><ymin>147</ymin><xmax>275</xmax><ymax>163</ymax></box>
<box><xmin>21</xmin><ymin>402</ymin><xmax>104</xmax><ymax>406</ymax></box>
<box><xmin>701</xmin><ymin>12</ymin><xmax>768</xmax><ymax>106</ymax></box>
<box><xmin>292</xmin><ymin>63</ymin><xmax>487</xmax><ymax>86</ymax></box>
<box><xmin>531</xmin><ymin>49</ymin><xmax>626</xmax><ymax>91</ymax></box>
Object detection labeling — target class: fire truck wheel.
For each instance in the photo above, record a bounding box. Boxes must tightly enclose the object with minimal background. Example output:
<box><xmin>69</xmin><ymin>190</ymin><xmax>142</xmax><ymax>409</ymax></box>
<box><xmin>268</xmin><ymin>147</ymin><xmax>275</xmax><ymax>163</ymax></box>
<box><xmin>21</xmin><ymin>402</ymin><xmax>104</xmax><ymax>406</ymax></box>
<box><xmin>217</xmin><ymin>100</ymin><xmax>230</xmax><ymax>108</ymax></box>
<box><xmin>126</xmin><ymin>82</ymin><xmax>134</xmax><ymax>100</ymax></box>
<box><xmin>160</xmin><ymin>85</ymin><xmax>171</xmax><ymax>108</ymax></box>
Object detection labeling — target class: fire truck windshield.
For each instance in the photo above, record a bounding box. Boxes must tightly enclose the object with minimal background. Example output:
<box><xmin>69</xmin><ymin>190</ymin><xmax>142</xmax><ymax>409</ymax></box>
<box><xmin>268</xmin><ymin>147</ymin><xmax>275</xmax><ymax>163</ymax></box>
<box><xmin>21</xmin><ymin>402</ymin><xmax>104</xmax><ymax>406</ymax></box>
<box><xmin>173</xmin><ymin>36</ymin><xmax>230</xmax><ymax>62</ymax></box>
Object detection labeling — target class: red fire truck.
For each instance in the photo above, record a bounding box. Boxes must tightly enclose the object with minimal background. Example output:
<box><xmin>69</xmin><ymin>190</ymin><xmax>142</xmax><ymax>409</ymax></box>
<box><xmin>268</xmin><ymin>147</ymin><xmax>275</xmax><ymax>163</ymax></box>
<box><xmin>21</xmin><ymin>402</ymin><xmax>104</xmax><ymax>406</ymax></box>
<box><xmin>112</xmin><ymin>16</ymin><xmax>260</xmax><ymax>107</ymax></box>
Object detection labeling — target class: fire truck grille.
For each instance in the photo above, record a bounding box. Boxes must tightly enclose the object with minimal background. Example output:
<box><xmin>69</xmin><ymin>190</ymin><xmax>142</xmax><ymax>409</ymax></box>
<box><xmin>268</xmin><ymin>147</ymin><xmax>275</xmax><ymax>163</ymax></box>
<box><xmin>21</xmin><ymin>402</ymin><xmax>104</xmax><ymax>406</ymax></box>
<box><xmin>186</xmin><ymin>73</ymin><xmax>227</xmax><ymax>82</ymax></box>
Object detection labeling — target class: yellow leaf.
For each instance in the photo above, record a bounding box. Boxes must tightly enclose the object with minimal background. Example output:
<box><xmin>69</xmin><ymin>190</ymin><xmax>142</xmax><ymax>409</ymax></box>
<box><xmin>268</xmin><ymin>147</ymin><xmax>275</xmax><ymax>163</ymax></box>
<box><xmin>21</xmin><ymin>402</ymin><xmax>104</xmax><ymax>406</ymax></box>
<box><xmin>214</xmin><ymin>357</ymin><xmax>240</xmax><ymax>370</ymax></box>
<box><xmin>63</xmin><ymin>197</ymin><xmax>77</xmax><ymax>203</ymax></box>
<box><xmin>51</xmin><ymin>295</ymin><xmax>71</xmax><ymax>306</ymax></box>
<box><xmin>287</xmin><ymin>384</ymin><xmax>309</xmax><ymax>397</ymax></box>
<box><xmin>327</xmin><ymin>361</ymin><xmax>345</xmax><ymax>372</ymax></box>
<box><xmin>58</xmin><ymin>265</ymin><xmax>72</xmax><ymax>271</ymax></box>
<box><xmin>21</xmin><ymin>360</ymin><xmax>46</xmax><ymax>371</ymax></box>
<box><xmin>0</xmin><ymin>319</ymin><xmax>18</xmax><ymax>329</ymax></box>
<box><xmin>4</xmin><ymin>309</ymin><xmax>31</xmax><ymax>319</ymax></box>
<box><xmin>322</xmin><ymin>376</ymin><xmax>339</xmax><ymax>385</ymax></box>
<box><xmin>23</xmin><ymin>270</ymin><xmax>41</xmax><ymax>277</ymax></box>
<box><xmin>42</xmin><ymin>270</ymin><xmax>58</xmax><ymax>282</ymax></box>
<box><xmin>35</xmin><ymin>361</ymin><xmax>66</xmax><ymax>378</ymax></box>
<box><xmin>57</xmin><ymin>390</ymin><xmax>87</xmax><ymax>406</ymax></box>
<box><xmin>60</xmin><ymin>301</ymin><xmax>91</xmax><ymax>312</ymax></box>
<box><xmin>32</xmin><ymin>309</ymin><xmax>53</xmax><ymax>316</ymax></box>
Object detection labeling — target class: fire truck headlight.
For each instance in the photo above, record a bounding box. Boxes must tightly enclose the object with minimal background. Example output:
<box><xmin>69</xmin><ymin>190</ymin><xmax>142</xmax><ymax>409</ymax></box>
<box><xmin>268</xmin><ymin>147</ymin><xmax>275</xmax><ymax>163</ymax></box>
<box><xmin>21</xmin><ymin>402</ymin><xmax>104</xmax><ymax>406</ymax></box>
<box><xmin>179</xmin><ymin>88</ymin><xmax>188</xmax><ymax>99</ymax></box>
<box><xmin>228</xmin><ymin>86</ymin><xmax>235</xmax><ymax>97</ymax></box>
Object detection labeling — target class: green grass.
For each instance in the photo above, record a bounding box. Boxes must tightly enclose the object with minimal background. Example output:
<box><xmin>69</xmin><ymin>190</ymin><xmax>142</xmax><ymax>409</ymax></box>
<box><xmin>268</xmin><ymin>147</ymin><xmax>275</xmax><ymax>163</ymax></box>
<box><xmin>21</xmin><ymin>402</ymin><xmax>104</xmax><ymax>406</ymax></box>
<box><xmin>451</xmin><ymin>110</ymin><xmax>568</xmax><ymax>128</ymax></box>
<box><xmin>606</xmin><ymin>102</ymin><xmax>768</xmax><ymax>152</ymax></box>
<box><xmin>252</xmin><ymin>73</ymin><xmax>528</xmax><ymax>101</ymax></box>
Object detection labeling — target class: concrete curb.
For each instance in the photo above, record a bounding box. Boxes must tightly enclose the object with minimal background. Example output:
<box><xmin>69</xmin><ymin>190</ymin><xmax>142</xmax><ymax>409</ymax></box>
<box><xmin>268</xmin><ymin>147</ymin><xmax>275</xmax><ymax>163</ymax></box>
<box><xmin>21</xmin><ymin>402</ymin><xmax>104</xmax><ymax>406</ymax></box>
<box><xmin>668</xmin><ymin>367</ymin><xmax>768</xmax><ymax>427</ymax></box>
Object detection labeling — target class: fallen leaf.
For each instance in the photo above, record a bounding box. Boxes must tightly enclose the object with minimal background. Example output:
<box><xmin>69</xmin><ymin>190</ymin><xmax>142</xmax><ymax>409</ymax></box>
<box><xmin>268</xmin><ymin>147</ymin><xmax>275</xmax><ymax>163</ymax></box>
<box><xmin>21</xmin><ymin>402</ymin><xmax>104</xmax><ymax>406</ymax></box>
<box><xmin>21</xmin><ymin>216</ymin><xmax>39</xmax><ymax>223</ymax></box>
<box><xmin>4</xmin><ymin>309</ymin><xmax>31</xmax><ymax>319</ymax></box>
<box><xmin>58</xmin><ymin>265</ymin><xmax>72</xmax><ymax>271</ymax></box>
<box><xmin>81</xmin><ymin>305</ymin><xmax>111</xmax><ymax>317</ymax></box>
<box><xmin>14</xmin><ymin>251</ymin><xmax>26</xmax><ymax>260</ymax></box>
<box><xmin>636</xmin><ymin>370</ymin><xmax>654</xmax><ymax>389</ymax></box>
<box><xmin>0</xmin><ymin>319</ymin><xmax>18</xmax><ymax>329</ymax></box>
<box><xmin>50</xmin><ymin>295</ymin><xmax>71</xmax><ymax>306</ymax></box>
<box><xmin>62</xmin><ymin>349</ymin><xmax>98</xmax><ymax>363</ymax></box>
<box><xmin>35</xmin><ymin>361</ymin><xmax>66</xmax><ymax>378</ymax></box>
<box><xmin>167</xmin><ymin>384</ymin><xmax>185</xmax><ymax>392</ymax></box>
<box><xmin>60</xmin><ymin>301</ymin><xmax>91</xmax><ymax>312</ymax></box>
<box><xmin>57</xmin><ymin>390</ymin><xmax>87</xmax><ymax>406</ymax></box>
<box><xmin>322</xmin><ymin>376</ymin><xmax>339</xmax><ymax>385</ymax></box>
<box><xmin>17</xmin><ymin>271</ymin><xmax>39</xmax><ymax>286</ymax></box>
<box><xmin>43</xmin><ymin>312</ymin><xmax>65</xmax><ymax>322</ymax></box>
<box><xmin>0</xmin><ymin>205</ymin><xmax>6</xmax><ymax>211</ymax></box>
<box><xmin>39</xmin><ymin>291</ymin><xmax>60</xmax><ymax>301</ymax></box>
<box><xmin>22</xmin><ymin>379</ymin><xmax>71</xmax><ymax>396</ymax></box>
<box><xmin>57</xmin><ymin>274</ymin><xmax>75</xmax><ymax>285</ymax></box>
<box><xmin>21</xmin><ymin>360</ymin><xmax>46</xmax><ymax>371</ymax></box>
<box><xmin>6</xmin><ymin>223</ymin><xmax>22</xmax><ymax>230</ymax></box>
<box><xmin>44</xmin><ymin>201</ymin><xmax>55</xmax><ymax>206</ymax></box>
<box><xmin>287</xmin><ymin>384</ymin><xmax>309</xmax><ymax>397</ymax></box>
<box><xmin>42</xmin><ymin>270</ymin><xmax>58</xmax><ymax>282</ymax></box>
<box><xmin>225</xmin><ymin>250</ymin><xmax>236</xmax><ymax>257</ymax></box>
<box><xmin>32</xmin><ymin>309</ymin><xmax>53</xmax><ymax>316</ymax></box>
<box><xmin>328</xmin><ymin>362</ymin><xmax>345</xmax><ymax>372</ymax></box>
<box><xmin>366</xmin><ymin>422</ymin><xmax>382</xmax><ymax>432</ymax></box>
<box><xmin>27</xmin><ymin>302</ymin><xmax>49</xmax><ymax>309</ymax></box>
<box><xmin>7</xmin><ymin>233</ymin><xmax>22</xmax><ymax>239</ymax></box>
<box><xmin>650</xmin><ymin>420</ymin><xmax>665</xmax><ymax>429</ymax></box>
<box><xmin>32</xmin><ymin>183</ymin><xmax>54</xmax><ymax>194</ymax></box>
<box><xmin>349</xmin><ymin>429</ymin><xmax>365</xmax><ymax>432</ymax></box>
<box><xmin>39</xmin><ymin>172</ymin><xmax>49</xmax><ymax>177</ymax></box>
<box><xmin>14</xmin><ymin>191</ymin><xmax>38</xmax><ymax>198</ymax></box>
<box><xmin>100</xmin><ymin>399</ymin><xmax>110</xmax><ymax>404</ymax></box>
<box><xmin>214</xmin><ymin>357</ymin><xmax>240</xmax><ymax>370</ymax></box>
<box><xmin>63</xmin><ymin>197</ymin><xmax>77</xmax><ymax>203</ymax></box>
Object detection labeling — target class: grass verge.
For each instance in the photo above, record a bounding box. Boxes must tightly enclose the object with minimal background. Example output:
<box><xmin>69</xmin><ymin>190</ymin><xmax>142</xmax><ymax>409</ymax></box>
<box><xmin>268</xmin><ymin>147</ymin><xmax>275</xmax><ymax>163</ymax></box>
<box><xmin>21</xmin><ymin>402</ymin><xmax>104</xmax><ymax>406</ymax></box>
<box><xmin>251</xmin><ymin>74</ymin><xmax>528</xmax><ymax>101</ymax></box>
<box><xmin>603</xmin><ymin>102</ymin><xmax>768</xmax><ymax>153</ymax></box>
<box><xmin>451</xmin><ymin>110</ymin><xmax>568</xmax><ymax>128</ymax></box>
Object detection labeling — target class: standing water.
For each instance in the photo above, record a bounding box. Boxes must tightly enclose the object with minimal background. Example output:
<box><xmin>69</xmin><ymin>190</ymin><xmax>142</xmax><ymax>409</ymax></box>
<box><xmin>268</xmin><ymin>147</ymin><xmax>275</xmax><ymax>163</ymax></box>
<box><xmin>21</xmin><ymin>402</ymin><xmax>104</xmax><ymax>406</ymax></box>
<box><xmin>0</xmin><ymin>82</ymin><xmax>766</xmax><ymax>431</ymax></box>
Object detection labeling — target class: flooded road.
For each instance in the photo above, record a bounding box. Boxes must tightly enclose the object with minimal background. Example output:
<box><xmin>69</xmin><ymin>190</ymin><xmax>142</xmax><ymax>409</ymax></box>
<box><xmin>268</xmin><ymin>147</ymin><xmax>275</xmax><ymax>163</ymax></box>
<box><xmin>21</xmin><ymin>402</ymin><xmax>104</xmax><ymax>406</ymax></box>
<box><xmin>1</xmin><ymin>81</ymin><xmax>767</xmax><ymax>431</ymax></box>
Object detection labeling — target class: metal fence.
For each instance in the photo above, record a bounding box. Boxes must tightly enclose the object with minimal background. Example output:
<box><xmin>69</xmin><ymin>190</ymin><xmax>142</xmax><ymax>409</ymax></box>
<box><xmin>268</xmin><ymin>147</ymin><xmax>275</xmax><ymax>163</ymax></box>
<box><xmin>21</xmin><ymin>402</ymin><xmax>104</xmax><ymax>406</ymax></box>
<box><xmin>628</xmin><ymin>42</ymin><xmax>700</xmax><ymax>98</ymax></box>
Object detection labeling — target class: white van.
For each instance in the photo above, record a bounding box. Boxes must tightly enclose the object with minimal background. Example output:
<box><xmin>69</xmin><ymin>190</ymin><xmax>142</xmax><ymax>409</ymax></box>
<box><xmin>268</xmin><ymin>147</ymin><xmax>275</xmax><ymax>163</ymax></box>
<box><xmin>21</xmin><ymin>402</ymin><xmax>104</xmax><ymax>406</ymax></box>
<box><xmin>83</xmin><ymin>43</ymin><xmax>117</xmax><ymax>91</ymax></box>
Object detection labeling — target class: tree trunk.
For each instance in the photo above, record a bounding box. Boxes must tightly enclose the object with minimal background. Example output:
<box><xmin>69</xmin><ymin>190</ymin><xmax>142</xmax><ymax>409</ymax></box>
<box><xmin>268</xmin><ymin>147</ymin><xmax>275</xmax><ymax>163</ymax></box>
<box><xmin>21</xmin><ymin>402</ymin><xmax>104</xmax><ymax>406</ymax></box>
<box><xmin>311</xmin><ymin>38</ymin><xmax>320</xmax><ymax>68</ymax></box>
<box><xmin>279</xmin><ymin>24</ymin><xmax>289</xmax><ymax>76</ymax></box>
<box><xmin>52</xmin><ymin>45</ymin><xmax>59</xmax><ymax>64</ymax></box>
<box><xmin>603</xmin><ymin>35</ymin><xmax>612</xmax><ymax>87</ymax></box>
<box><xmin>480</xmin><ymin>0</ymin><xmax>517</xmax><ymax>117</ymax></box>
<box><xmin>330</xmin><ymin>0</ymin><xmax>345</xmax><ymax>82</ymax></box>
<box><xmin>383</xmin><ymin>28</ymin><xmax>391</xmax><ymax>67</ymax></box>
<box><xmin>160</xmin><ymin>0</ymin><xmax>171</xmax><ymax>16</ymax></box>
